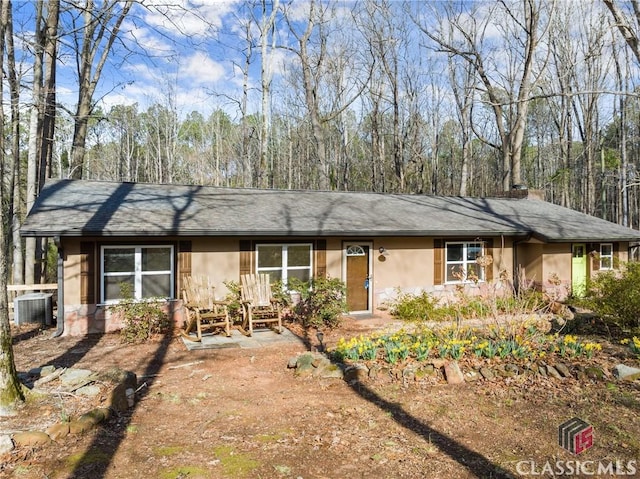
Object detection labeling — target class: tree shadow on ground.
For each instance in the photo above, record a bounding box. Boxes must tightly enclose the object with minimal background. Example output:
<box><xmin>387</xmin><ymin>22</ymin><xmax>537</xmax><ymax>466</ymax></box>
<box><xmin>346</xmin><ymin>378</ymin><xmax>513</xmax><ymax>478</ymax></box>
<box><xmin>11</xmin><ymin>324</ymin><xmax>55</xmax><ymax>344</ymax></box>
<box><xmin>66</xmin><ymin>305</ymin><xmax>176</xmax><ymax>478</ymax></box>
<box><xmin>287</xmin><ymin>316</ymin><xmax>513</xmax><ymax>477</ymax></box>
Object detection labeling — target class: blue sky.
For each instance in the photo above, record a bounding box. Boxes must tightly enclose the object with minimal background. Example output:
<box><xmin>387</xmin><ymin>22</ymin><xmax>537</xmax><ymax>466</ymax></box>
<box><xmin>13</xmin><ymin>1</ymin><xmax>296</xmax><ymax>121</ymax></box>
<box><xmin>12</xmin><ymin>0</ymin><xmax>630</xmax><ymax>130</ymax></box>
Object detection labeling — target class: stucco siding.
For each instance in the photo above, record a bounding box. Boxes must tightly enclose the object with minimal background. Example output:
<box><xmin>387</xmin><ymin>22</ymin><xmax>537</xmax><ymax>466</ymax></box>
<box><xmin>55</xmin><ymin>235</ymin><xmax>633</xmax><ymax>335</ymax></box>
<box><xmin>190</xmin><ymin>237</ymin><xmax>238</xmax><ymax>298</ymax></box>
<box><xmin>62</xmin><ymin>238</ymin><xmax>83</xmax><ymax>305</ymax></box>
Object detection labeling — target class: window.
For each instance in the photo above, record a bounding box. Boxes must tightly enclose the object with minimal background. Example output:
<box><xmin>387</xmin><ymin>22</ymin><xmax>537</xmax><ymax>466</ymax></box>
<box><xmin>101</xmin><ymin>245</ymin><xmax>174</xmax><ymax>303</ymax></box>
<box><xmin>445</xmin><ymin>242</ymin><xmax>484</xmax><ymax>283</ymax></box>
<box><xmin>256</xmin><ymin>243</ymin><xmax>312</xmax><ymax>285</ymax></box>
<box><xmin>600</xmin><ymin>243</ymin><xmax>613</xmax><ymax>270</ymax></box>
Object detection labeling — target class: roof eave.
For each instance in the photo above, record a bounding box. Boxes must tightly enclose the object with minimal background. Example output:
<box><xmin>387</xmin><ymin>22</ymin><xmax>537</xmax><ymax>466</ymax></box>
<box><xmin>20</xmin><ymin>228</ymin><xmax>532</xmax><ymax>238</ymax></box>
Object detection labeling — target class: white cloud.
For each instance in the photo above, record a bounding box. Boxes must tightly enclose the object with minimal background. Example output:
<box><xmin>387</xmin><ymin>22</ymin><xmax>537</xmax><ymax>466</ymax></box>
<box><xmin>180</xmin><ymin>51</ymin><xmax>226</xmax><ymax>84</ymax></box>
<box><xmin>141</xmin><ymin>0</ymin><xmax>241</xmax><ymax>39</ymax></box>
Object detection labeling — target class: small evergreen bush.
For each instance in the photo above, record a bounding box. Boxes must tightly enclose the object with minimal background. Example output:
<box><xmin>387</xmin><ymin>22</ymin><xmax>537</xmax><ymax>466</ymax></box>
<box><xmin>288</xmin><ymin>277</ymin><xmax>347</xmax><ymax>329</ymax></box>
<box><xmin>584</xmin><ymin>261</ymin><xmax>640</xmax><ymax>331</ymax></box>
<box><xmin>109</xmin><ymin>284</ymin><xmax>172</xmax><ymax>343</ymax></box>
<box><xmin>388</xmin><ymin>290</ymin><xmax>442</xmax><ymax>321</ymax></box>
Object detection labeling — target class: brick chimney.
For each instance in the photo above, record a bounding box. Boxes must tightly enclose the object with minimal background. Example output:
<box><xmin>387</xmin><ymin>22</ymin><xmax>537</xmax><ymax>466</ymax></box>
<box><xmin>491</xmin><ymin>185</ymin><xmax>545</xmax><ymax>200</ymax></box>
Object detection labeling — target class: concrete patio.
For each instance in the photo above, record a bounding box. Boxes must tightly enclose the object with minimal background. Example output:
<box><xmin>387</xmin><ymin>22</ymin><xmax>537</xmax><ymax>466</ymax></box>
<box><xmin>181</xmin><ymin>327</ymin><xmax>304</xmax><ymax>351</ymax></box>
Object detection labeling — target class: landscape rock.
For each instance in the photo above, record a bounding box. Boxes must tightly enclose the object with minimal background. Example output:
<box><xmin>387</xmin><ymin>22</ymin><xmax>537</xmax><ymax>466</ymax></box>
<box><xmin>546</xmin><ymin>365</ymin><xmax>562</xmax><ymax>379</ymax></box>
<box><xmin>101</xmin><ymin>368</ymin><xmax>137</xmax><ymax>391</ymax></box>
<box><xmin>368</xmin><ymin>363</ymin><xmax>382</xmax><ymax>379</ymax></box>
<box><xmin>480</xmin><ymin>367</ymin><xmax>495</xmax><ymax>380</ymax></box>
<box><xmin>107</xmin><ymin>382</ymin><xmax>132</xmax><ymax>412</ymax></box>
<box><xmin>398</xmin><ymin>366</ymin><xmax>412</xmax><ymax>383</ymax></box>
<box><xmin>585</xmin><ymin>366</ymin><xmax>605</xmax><ymax>380</ymax></box>
<box><xmin>316</xmin><ymin>363</ymin><xmax>344</xmax><ymax>379</ymax></box>
<box><xmin>12</xmin><ymin>431</ymin><xmax>51</xmax><ymax>447</ymax></box>
<box><xmin>419</xmin><ymin>364</ymin><xmax>436</xmax><ymax>376</ymax></box>
<box><xmin>46</xmin><ymin>422</ymin><xmax>70</xmax><ymax>440</ymax></box>
<box><xmin>33</xmin><ymin>367</ymin><xmax>65</xmax><ymax>388</ymax></box>
<box><xmin>69</xmin><ymin>419</ymin><xmax>95</xmax><ymax>434</ymax></box>
<box><xmin>555</xmin><ymin>363</ymin><xmax>572</xmax><ymax>378</ymax></box>
<box><xmin>444</xmin><ymin>361</ymin><xmax>464</xmax><ymax>385</ymax></box>
<box><xmin>294</xmin><ymin>353</ymin><xmax>315</xmax><ymax>375</ymax></box>
<box><xmin>504</xmin><ymin>363</ymin><xmax>520</xmax><ymax>375</ymax></box>
<box><xmin>78</xmin><ymin>408</ymin><xmax>108</xmax><ymax>426</ymax></box>
<box><xmin>464</xmin><ymin>370</ymin><xmax>480</xmax><ymax>382</ymax></box>
<box><xmin>612</xmin><ymin>364</ymin><xmax>640</xmax><ymax>381</ymax></box>
<box><xmin>59</xmin><ymin>368</ymin><xmax>95</xmax><ymax>388</ymax></box>
<box><xmin>76</xmin><ymin>384</ymin><xmax>102</xmax><ymax>397</ymax></box>
<box><xmin>0</xmin><ymin>434</ymin><xmax>14</xmax><ymax>454</ymax></box>
<box><xmin>344</xmin><ymin>364</ymin><xmax>368</xmax><ymax>383</ymax></box>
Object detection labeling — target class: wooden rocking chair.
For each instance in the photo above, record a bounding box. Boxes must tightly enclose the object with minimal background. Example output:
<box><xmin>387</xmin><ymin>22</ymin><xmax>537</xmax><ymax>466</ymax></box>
<box><xmin>181</xmin><ymin>275</ymin><xmax>231</xmax><ymax>342</ymax></box>
<box><xmin>240</xmin><ymin>273</ymin><xmax>283</xmax><ymax>336</ymax></box>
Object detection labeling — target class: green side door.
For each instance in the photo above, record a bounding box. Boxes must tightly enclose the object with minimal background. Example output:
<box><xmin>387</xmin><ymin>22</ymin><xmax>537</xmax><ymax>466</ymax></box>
<box><xmin>572</xmin><ymin>243</ymin><xmax>587</xmax><ymax>297</ymax></box>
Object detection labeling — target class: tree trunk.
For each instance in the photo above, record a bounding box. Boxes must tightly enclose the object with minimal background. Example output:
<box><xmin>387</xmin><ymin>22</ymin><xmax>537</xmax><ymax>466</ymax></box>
<box><xmin>259</xmin><ymin>0</ymin><xmax>278</xmax><ymax>188</ymax></box>
<box><xmin>25</xmin><ymin>0</ymin><xmax>44</xmax><ymax>284</ymax></box>
<box><xmin>0</xmin><ymin>0</ymin><xmax>24</xmax><ymax>414</ymax></box>
<box><xmin>40</xmin><ymin>0</ymin><xmax>59</xmax><ymax>187</ymax></box>
<box><xmin>69</xmin><ymin>0</ymin><xmax>133</xmax><ymax>179</ymax></box>
<box><xmin>5</xmin><ymin>0</ymin><xmax>22</xmax><ymax>285</ymax></box>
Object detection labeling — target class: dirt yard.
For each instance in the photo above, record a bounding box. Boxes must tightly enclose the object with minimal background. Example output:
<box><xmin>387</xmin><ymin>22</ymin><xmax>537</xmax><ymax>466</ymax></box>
<box><xmin>1</xmin><ymin>315</ymin><xmax>639</xmax><ymax>479</ymax></box>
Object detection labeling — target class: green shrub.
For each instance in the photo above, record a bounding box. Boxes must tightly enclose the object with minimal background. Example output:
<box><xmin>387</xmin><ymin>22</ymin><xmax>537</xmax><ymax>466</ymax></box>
<box><xmin>288</xmin><ymin>277</ymin><xmax>347</xmax><ymax>329</ymax></box>
<box><xmin>222</xmin><ymin>280</ymin><xmax>244</xmax><ymax>323</ymax></box>
<box><xmin>109</xmin><ymin>283</ymin><xmax>172</xmax><ymax>343</ymax></box>
<box><xmin>389</xmin><ymin>290</ymin><xmax>442</xmax><ymax>321</ymax></box>
<box><xmin>584</xmin><ymin>261</ymin><xmax>640</xmax><ymax>331</ymax></box>
<box><xmin>390</xmin><ymin>288</ymin><xmax>549</xmax><ymax>323</ymax></box>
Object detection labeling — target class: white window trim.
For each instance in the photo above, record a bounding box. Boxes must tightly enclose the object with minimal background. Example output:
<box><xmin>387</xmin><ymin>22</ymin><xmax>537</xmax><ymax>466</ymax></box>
<box><xmin>599</xmin><ymin>243</ymin><xmax>614</xmax><ymax>270</ymax></box>
<box><xmin>445</xmin><ymin>241</ymin><xmax>485</xmax><ymax>284</ymax></box>
<box><xmin>256</xmin><ymin>243</ymin><xmax>313</xmax><ymax>286</ymax></box>
<box><xmin>101</xmin><ymin>245</ymin><xmax>174</xmax><ymax>304</ymax></box>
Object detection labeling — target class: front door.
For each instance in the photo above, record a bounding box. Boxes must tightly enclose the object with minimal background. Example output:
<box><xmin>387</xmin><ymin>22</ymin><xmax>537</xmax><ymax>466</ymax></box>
<box><xmin>345</xmin><ymin>244</ymin><xmax>370</xmax><ymax>313</ymax></box>
<box><xmin>572</xmin><ymin>243</ymin><xmax>587</xmax><ymax>297</ymax></box>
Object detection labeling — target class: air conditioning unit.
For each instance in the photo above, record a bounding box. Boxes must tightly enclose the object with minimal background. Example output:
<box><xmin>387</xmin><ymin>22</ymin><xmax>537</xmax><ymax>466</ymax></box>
<box><xmin>14</xmin><ymin>293</ymin><xmax>53</xmax><ymax>326</ymax></box>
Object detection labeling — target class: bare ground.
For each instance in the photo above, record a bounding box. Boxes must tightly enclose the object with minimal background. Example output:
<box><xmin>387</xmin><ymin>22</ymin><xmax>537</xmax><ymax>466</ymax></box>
<box><xmin>1</xmin><ymin>315</ymin><xmax>639</xmax><ymax>479</ymax></box>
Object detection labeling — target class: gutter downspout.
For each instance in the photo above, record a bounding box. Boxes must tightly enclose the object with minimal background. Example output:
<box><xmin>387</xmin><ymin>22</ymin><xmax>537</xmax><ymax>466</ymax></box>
<box><xmin>52</xmin><ymin>236</ymin><xmax>64</xmax><ymax>338</ymax></box>
<box><xmin>512</xmin><ymin>233</ymin><xmax>532</xmax><ymax>295</ymax></box>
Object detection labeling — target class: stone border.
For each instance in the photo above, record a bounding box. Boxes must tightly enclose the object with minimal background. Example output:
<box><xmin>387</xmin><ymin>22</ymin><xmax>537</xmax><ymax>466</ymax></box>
<box><xmin>0</xmin><ymin>367</ymin><xmax>137</xmax><ymax>455</ymax></box>
<box><xmin>287</xmin><ymin>352</ymin><xmax>640</xmax><ymax>386</ymax></box>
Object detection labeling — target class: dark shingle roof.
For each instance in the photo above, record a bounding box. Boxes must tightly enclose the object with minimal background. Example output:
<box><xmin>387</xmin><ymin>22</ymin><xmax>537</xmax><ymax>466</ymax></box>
<box><xmin>20</xmin><ymin>179</ymin><xmax>640</xmax><ymax>242</ymax></box>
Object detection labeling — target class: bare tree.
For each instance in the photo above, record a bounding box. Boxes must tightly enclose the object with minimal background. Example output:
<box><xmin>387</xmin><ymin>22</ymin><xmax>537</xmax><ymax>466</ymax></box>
<box><xmin>0</xmin><ymin>0</ymin><xmax>24</xmax><ymax>414</ymax></box>
<box><xmin>414</xmin><ymin>0</ymin><xmax>552</xmax><ymax>191</ymax></box>
<box><xmin>24</xmin><ymin>0</ymin><xmax>44</xmax><ymax>285</ymax></box>
<box><xmin>603</xmin><ymin>0</ymin><xmax>640</xmax><ymax>64</ymax></box>
<box><xmin>257</xmin><ymin>0</ymin><xmax>279</xmax><ymax>188</ymax></box>
<box><xmin>67</xmin><ymin>0</ymin><xmax>133</xmax><ymax>179</ymax></box>
<box><xmin>282</xmin><ymin>0</ymin><xmax>369</xmax><ymax>190</ymax></box>
<box><xmin>448</xmin><ymin>43</ymin><xmax>477</xmax><ymax>196</ymax></box>
<box><xmin>6</xmin><ymin>0</ymin><xmax>22</xmax><ymax>286</ymax></box>
<box><xmin>361</xmin><ymin>1</ymin><xmax>408</xmax><ymax>191</ymax></box>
